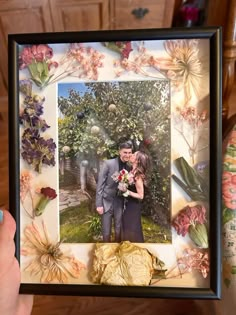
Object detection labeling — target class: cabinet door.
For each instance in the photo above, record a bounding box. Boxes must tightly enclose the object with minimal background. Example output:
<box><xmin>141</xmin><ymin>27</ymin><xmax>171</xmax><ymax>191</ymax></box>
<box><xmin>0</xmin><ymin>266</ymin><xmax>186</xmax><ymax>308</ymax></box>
<box><xmin>111</xmin><ymin>0</ymin><xmax>175</xmax><ymax>30</ymax></box>
<box><xmin>0</xmin><ymin>0</ymin><xmax>54</xmax><ymax>97</ymax></box>
<box><xmin>49</xmin><ymin>0</ymin><xmax>110</xmax><ymax>32</ymax></box>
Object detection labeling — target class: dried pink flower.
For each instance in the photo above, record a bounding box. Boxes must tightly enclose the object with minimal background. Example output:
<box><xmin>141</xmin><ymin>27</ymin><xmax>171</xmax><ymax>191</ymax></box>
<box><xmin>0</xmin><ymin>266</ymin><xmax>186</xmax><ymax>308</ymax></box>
<box><xmin>19</xmin><ymin>44</ymin><xmax>54</xmax><ymax>69</ymax></box>
<box><xmin>20</xmin><ymin>170</ymin><xmax>32</xmax><ymax>201</ymax></box>
<box><xmin>34</xmin><ymin>187</ymin><xmax>57</xmax><ymax>216</ymax></box>
<box><xmin>19</xmin><ymin>44</ymin><xmax>58</xmax><ymax>88</ymax></box>
<box><xmin>177</xmin><ymin>248</ymin><xmax>209</xmax><ymax>278</ymax></box>
<box><xmin>40</xmin><ymin>187</ymin><xmax>57</xmax><ymax>200</ymax></box>
<box><xmin>172</xmin><ymin>205</ymin><xmax>206</xmax><ymax>236</ymax></box>
<box><xmin>63</xmin><ymin>43</ymin><xmax>104</xmax><ymax>81</ymax></box>
<box><xmin>176</xmin><ymin>106</ymin><xmax>208</xmax><ymax>128</ymax></box>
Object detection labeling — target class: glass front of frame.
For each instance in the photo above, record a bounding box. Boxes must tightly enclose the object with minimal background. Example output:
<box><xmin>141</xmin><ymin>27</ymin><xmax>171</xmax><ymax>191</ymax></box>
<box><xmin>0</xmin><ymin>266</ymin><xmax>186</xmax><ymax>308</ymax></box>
<box><xmin>8</xmin><ymin>28</ymin><xmax>222</xmax><ymax>298</ymax></box>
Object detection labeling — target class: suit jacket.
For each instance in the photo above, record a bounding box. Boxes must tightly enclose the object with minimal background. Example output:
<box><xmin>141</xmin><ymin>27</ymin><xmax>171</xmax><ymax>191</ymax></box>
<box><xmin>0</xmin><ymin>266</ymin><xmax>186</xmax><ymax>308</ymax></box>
<box><xmin>96</xmin><ymin>157</ymin><xmax>120</xmax><ymax>213</ymax></box>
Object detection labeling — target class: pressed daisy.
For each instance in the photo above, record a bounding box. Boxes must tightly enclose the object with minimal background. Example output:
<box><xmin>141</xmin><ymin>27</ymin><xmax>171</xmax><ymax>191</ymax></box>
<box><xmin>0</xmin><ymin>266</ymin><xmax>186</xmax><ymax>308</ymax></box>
<box><xmin>21</xmin><ymin>221</ymin><xmax>86</xmax><ymax>283</ymax></box>
<box><xmin>155</xmin><ymin>39</ymin><xmax>205</xmax><ymax>103</ymax></box>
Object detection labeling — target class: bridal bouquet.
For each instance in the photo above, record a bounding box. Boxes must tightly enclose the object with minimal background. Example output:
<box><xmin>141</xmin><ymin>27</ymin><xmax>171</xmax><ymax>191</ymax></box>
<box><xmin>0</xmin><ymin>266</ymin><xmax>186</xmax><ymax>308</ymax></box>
<box><xmin>111</xmin><ymin>169</ymin><xmax>134</xmax><ymax>197</ymax></box>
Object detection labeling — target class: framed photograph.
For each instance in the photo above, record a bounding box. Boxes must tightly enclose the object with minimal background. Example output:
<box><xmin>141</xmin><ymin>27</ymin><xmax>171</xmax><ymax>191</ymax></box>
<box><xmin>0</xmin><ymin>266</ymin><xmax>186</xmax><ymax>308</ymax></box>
<box><xmin>8</xmin><ymin>27</ymin><xmax>222</xmax><ymax>298</ymax></box>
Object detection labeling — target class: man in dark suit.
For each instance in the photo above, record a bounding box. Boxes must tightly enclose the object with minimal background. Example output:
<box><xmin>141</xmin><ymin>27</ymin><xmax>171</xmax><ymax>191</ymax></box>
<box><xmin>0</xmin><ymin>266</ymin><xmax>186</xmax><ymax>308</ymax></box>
<box><xmin>96</xmin><ymin>141</ymin><xmax>133</xmax><ymax>242</ymax></box>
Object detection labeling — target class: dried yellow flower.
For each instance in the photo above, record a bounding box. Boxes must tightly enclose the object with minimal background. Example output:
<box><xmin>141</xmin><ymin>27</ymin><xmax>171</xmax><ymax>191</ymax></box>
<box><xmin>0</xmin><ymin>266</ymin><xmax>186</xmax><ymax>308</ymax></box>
<box><xmin>91</xmin><ymin>241</ymin><xmax>166</xmax><ymax>286</ymax></box>
<box><xmin>21</xmin><ymin>221</ymin><xmax>86</xmax><ymax>283</ymax></box>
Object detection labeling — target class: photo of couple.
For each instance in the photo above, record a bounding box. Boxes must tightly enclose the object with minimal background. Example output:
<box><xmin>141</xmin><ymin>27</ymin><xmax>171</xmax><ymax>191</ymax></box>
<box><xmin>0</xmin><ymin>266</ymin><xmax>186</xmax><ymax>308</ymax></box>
<box><xmin>96</xmin><ymin>140</ymin><xmax>150</xmax><ymax>243</ymax></box>
<box><xmin>58</xmin><ymin>80</ymin><xmax>171</xmax><ymax>244</ymax></box>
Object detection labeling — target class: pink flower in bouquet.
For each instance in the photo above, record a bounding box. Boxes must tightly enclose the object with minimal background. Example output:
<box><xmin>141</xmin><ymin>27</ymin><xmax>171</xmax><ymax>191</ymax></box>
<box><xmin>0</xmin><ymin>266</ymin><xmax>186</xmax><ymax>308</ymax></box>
<box><xmin>111</xmin><ymin>169</ymin><xmax>134</xmax><ymax>186</ymax></box>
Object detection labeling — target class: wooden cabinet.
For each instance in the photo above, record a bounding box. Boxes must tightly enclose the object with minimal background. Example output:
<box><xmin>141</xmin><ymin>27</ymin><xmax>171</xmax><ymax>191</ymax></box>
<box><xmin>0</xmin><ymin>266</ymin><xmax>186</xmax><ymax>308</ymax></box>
<box><xmin>0</xmin><ymin>0</ymin><xmax>176</xmax><ymax>207</ymax></box>
<box><xmin>110</xmin><ymin>0</ymin><xmax>175</xmax><ymax>30</ymax></box>
<box><xmin>0</xmin><ymin>0</ymin><xmax>54</xmax><ymax>97</ymax></box>
<box><xmin>49</xmin><ymin>0</ymin><xmax>110</xmax><ymax>31</ymax></box>
<box><xmin>0</xmin><ymin>0</ymin><xmax>175</xmax><ymax>98</ymax></box>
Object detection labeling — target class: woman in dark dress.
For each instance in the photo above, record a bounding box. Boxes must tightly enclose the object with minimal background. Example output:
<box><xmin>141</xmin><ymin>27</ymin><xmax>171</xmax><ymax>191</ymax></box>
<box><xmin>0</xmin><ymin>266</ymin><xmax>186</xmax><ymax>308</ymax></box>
<box><xmin>119</xmin><ymin>151</ymin><xmax>150</xmax><ymax>242</ymax></box>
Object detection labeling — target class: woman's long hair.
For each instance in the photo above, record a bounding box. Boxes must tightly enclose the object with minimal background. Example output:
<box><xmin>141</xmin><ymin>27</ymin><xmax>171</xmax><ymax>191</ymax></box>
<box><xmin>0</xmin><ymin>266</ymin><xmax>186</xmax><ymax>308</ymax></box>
<box><xmin>133</xmin><ymin>151</ymin><xmax>151</xmax><ymax>184</ymax></box>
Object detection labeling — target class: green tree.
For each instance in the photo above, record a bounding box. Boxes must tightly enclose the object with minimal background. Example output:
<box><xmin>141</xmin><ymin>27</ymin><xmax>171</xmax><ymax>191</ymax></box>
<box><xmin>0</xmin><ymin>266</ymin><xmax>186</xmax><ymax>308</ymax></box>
<box><xmin>58</xmin><ymin>80</ymin><xmax>170</xmax><ymax>225</ymax></box>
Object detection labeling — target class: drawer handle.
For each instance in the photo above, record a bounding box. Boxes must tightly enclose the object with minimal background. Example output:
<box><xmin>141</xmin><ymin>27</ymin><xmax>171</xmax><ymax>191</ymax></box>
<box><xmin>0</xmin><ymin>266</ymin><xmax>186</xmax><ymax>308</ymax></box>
<box><xmin>131</xmin><ymin>8</ymin><xmax>149</xmax><ymax>19</ymax></box>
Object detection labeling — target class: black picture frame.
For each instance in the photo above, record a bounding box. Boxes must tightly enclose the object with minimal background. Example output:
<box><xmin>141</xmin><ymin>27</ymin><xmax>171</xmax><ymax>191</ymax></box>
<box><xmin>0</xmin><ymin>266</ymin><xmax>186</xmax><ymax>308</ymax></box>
<box><xmin>8</xmin><ymin>27</ymin><xmax>222</xmax><ymax>299</ymax></box>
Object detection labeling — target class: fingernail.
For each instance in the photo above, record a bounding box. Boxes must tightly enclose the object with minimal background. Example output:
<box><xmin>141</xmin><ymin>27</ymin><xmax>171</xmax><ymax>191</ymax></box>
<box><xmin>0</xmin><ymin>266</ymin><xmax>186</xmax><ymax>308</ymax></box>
<box><xmin>0</xmin><ymin>210</ymin><xmax>3</xmax><ymax>223</ymax></box>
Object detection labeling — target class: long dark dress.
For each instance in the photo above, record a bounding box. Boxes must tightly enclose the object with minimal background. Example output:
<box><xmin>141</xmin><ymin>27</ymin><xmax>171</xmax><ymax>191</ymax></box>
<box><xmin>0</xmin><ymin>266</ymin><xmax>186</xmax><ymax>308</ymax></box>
<box><xmin>121</xmin><ymin>186</ymin><xmax>144</xmax><ymax>242</ymax></box>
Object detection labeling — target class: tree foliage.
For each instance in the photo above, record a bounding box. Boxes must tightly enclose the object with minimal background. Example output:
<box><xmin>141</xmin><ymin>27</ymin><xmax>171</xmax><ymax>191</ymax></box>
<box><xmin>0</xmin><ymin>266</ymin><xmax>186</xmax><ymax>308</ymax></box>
<box><xmin>58</xmin><ymin>80</ymin><xmax>170</xmax><ymax>225</ymax></box>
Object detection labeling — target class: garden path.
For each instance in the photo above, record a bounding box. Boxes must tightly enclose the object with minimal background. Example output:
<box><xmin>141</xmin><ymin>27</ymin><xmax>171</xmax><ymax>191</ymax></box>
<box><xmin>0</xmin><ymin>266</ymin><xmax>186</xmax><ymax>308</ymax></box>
<box><xmin>59</xmin><ymin>187</ymin><xmax>90</xmax><ymax>212</ymax></box>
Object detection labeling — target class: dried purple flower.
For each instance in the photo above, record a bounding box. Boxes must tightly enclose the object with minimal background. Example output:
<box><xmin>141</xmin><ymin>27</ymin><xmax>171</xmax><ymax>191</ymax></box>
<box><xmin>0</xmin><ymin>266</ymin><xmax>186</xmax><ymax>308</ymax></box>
<box><xmin>21</xmin><ymin>128</ymin><xmax>56</xmax><ymax>173</ymax></box>
<box><xmin>20</xmin><ymin>95</ymin><xmax>50</xmax><ymax>132</ymax></box>
<box><xmin>19</xmin><ymin>79</ymin><xmax>33</xmax><ymax>97</ymax></box>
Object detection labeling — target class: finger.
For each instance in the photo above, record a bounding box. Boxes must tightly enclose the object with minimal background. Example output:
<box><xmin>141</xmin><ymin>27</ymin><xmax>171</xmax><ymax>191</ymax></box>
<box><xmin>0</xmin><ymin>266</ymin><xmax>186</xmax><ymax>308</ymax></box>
<box><xmin>0</xmin><ymin>209</ymin><xmax>16</xmax><ymax>241</ymax></box>
<box><xmin>16</xmin><ymin>295</ymin><xmax>34</xmax><ymax>315</ymax></box>
<box><xmin>0</xmin><ymin>210</ymin><xmax>17</xmax><ymax>277</ymax></box>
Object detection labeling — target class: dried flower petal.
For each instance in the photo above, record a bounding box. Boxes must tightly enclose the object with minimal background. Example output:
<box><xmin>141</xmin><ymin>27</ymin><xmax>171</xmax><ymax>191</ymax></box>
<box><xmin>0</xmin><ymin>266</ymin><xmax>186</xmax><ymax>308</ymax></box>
<box><xmin>172</xmin><ymin>204</ymin><xmax>207</xmax><ymax>237</ymax></box>
<box><xmin>91</xmin><ymin>241</ymin><xmax>166</xmax><ymax>286</ymax></box>
<box><xmin>21</xmin><ymin>221</ymin><xmax>86</xmax><ymax>283</ymax></box>
<box><xmin>40</xmin><ymin>187</ymin><xmax>57</xmax><ymax>200</ymax></box>
<box><xmin>34</xmin><ymin>187</ymin><xmax>57</xmax><ymax>216</ymax></box>
<box><xmin>177</xmin><ymin>248</ymin><xmax>209</xmax><ymax>278</ymax></box>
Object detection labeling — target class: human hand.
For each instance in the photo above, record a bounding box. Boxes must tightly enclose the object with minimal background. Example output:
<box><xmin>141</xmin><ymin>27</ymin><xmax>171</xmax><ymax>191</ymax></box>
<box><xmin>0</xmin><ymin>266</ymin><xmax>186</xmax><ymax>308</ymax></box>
<box><xmin>96</xmin><ymin>207</ymin><xmax>104</xmax><ymax>215</ymax></box>
<box><xmin>118</xmin><ymin>182</ymin><xmax>127</xmax><ymax>192</ymax></box>
<box><xmin>0</xmin><ymin>209</ymin><xmax>34</xmax><ymax>315</ymax></box>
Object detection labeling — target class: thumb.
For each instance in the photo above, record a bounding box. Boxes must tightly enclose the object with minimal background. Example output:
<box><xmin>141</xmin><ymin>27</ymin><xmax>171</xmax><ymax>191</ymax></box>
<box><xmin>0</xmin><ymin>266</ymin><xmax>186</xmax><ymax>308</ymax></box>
<box><xmin>0</xmin><ymin>209</ymin><xmax>16</xmax><ymax>241</ymax></box>
<box><xmin>0</xmin><ymin>210</ymin><xmax>17</xmax><ymax>278</ymax></box>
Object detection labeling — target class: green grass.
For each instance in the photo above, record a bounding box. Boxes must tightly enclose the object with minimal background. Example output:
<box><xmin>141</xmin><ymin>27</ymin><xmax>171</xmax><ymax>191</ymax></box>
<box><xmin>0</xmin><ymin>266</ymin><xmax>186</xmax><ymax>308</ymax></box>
<box><xmin>60</xmin><ymin>201</ymin><xmax>95</xmax><ymax>243</ymax></box>
<box><xmin>142</xmin><ymin>216</ymin><xmax>172</xmax><ymax>243</ymax></box>
<box><xmin>60</xmin><ymin>200</ymin><xmax>171</xmax><ymax>243</ymax></box>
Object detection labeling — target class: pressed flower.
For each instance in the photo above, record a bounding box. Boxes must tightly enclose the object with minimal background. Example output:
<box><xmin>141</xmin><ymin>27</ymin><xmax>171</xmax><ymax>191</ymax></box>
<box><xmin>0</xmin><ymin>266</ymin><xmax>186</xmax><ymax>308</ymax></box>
<box><xmin>20</xmin><ymin>170</ymin><xmax>36</xmax><ymax>219</ymax></box>
<box><xmin>34</xmin><ymin>187</ymin><xmax>57</xmax><ymax>216</ymax></box>
<box><xmin>173</xmin><ymin>107</ymin><xmax>209</xmax><ymax>164</ymax></box>
<box><xmin>19</xmin><ymin>44</ymin><xmax>58</xmax><ymax>88</ymax></box>
<box><xmin>156</xmin><ymin>39</ymin><xmax>205</xmax><ymax>103</ymax></box>
<box><xmin>21</xmin><ymin>128</ymin><xmax>56</xmax><ymax>173</ymax></box>
<box><xmin>20</xmin><ymin>169</ymin><xmax>33</xmax><ymax>201</ymax></box>
<box><xmin>172</xmin><ymin>204</ymin><xmax>208</xmax><ymax>248</ymax></box>
<box><xmin>177</xmin><ymin>248</ymin><xmax>209</xmax><ymax>278</ymax></box>
<box><xmin>172</xmin><ymin>157</ymin><xmax>209</xmax><ymax>200</ymax></box>
<box><xmin>103</xmin><ymin>41</ymin><xmax>133</xmax><ymax>59</ymax></box>
<box><xmin>21</xmin><ymin>221</ymin><xmax>86</xmax><ymax>283</ymax></box>
<box><xmin>19</xmin><ymin>79</ymin><xmax>33</xmax><ymax>97</ymax></box>
<box><xmin>188</xmin><ymin>223</ymin><xmax>208</xmax><ymax>248</ymax></box>
<box><xmin>19</xmin><ymin>95</ymin><xmax>50</xmax><ymax>132</ymax></box>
